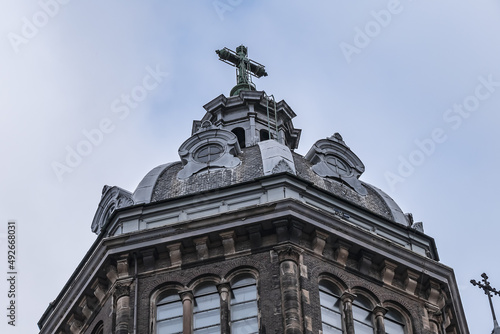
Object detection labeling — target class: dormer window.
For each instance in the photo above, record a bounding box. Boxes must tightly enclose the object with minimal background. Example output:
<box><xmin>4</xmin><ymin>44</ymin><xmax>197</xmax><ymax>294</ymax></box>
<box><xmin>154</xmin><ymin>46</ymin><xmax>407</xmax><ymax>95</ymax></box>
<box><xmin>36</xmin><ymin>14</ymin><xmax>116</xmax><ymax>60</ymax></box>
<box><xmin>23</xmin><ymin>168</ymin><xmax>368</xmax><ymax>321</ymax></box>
<box><xmin>194</xmin><ymin>144</ymin><xmax>224</xmax><ymax>163</ymax></box>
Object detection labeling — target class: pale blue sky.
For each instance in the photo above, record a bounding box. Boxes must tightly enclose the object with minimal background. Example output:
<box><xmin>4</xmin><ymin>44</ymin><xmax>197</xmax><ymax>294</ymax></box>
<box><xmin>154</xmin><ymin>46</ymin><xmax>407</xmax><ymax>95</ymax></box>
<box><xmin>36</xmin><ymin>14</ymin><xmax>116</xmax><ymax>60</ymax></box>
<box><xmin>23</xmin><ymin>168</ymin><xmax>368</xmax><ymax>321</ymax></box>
<box><xmin>1</xmin><ymin>1</ymin><xmax>500</xmax><ymax>332</ymax></box>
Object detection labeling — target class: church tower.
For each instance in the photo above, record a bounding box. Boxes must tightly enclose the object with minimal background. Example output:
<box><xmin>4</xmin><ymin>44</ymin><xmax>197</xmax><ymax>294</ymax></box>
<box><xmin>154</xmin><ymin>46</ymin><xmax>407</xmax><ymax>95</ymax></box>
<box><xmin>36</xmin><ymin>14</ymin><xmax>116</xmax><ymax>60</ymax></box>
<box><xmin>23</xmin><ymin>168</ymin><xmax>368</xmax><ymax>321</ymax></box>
<box><xmin>38</xmin><ymin>45</ymin><xmax>469</xmax><ymax>334</ymax></box>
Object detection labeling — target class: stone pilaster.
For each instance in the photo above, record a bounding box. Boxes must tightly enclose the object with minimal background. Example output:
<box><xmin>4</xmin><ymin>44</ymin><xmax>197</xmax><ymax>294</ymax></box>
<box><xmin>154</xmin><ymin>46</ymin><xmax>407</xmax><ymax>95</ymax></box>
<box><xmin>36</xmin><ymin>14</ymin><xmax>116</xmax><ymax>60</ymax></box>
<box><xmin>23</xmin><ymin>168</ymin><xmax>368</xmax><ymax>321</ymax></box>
<box><xmin>114</xmin><ymin>284</ymin><xmax>130</xmax><ymax>334</ymax></box>
<box><xmin>373</xmin><ymin>306</ymin><xmax>388</xmax><ymax>334</ymax></box>
<box><xmin>341</xmin><ymin>292</ymin><xmax>356</xmax><ymax>334</ymax></box>
<box><xmin>218</xmin><ymin>283</ymin><xmax>231</xmax><ymax>334</ymax></box>
<box><xmin>276</xmin><ymin>245</ymin><xmax>303</xmax><ymax>334</ymax></box>
<box><xmin>179</xmin><ymin>290</ymin><xmax>193</xmax><ymax>334</ymax></box>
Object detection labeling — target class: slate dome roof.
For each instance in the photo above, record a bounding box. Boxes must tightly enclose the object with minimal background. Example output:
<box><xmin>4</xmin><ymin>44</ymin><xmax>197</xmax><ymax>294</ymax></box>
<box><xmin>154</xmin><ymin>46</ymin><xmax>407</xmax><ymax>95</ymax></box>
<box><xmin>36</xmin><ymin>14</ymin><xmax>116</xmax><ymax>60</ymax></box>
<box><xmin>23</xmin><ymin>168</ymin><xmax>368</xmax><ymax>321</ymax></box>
<box><xmin>92</xmin><ymin>90</ymin><xmax>411</xmax><ymax>235</ymax></box>
<box><xmin>132</xmin><ymin>142</ymin><xmax>409</xmax><ymax>227</ymax></box>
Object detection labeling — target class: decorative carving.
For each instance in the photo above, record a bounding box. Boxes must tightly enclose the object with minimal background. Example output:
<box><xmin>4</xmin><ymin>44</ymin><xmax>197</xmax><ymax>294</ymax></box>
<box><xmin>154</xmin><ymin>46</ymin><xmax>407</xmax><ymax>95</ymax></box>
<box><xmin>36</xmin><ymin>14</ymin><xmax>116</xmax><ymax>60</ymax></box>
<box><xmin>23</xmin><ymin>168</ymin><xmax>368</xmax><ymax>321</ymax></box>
<box><xmin>275</xmin><ymin>245</ymin><xmax>302</xmax><ymax>264</ymax></box>
<box><xmin>312</xmin><ymin>230</ymin><xmax>329</xmax><ymax>255</ymax></box>
<box><xmin>404</xmin><ymin>269</ymin><xmax>420</xmax><ymax>295</ymax></box>
<box><xmin>106</xmin><ymin>264</ymin><xmax>118</xmax><ymax>284</ymax></box>
<box><xmin>177</xmin><ymin>126</ymin><xmax>241</xmax><ymax>179</ymax></box>
<box><xmin>193</xmin><ymin>236</ymin><xmax>209</xmax><ymax>260</ymax></box>
<box><xmin>91</xmin><ymin>186</ymin><xmax>134</xmax><ymax>234</ymax></box>
<box><xmin>358</xmin><ymin>251</ymin><xmax>373</xmax><ymax>276</ymax></box>
<box><xmin>91</xmin><ymin>278</ymin><xmax>108</xmax><ymax>303</ymax></box>
<box><xmin>114</xmin><ymin>284</ymin><xmax>130</xmax><ymax>300</ymax></box>
<box><xmin>141</xmin><ymin>248</ymin><xmax>158</xmax><ymax>272</ymax></box>
<box><xmin>117</xmin><ymin>255</ymin><xmax>129</xmax><ymax>278</ymax></box>
<box><xmin>220</xmin><ymin>231</ymin><xmax>236</xmax><ymax>255</ymax></box>
<box><xmin>167</xmin><ymin>243</ymin><xmax>183</xmax><ymax>267</ymax></box>
<box><xmin>334</xmin><ymin>241</ymin><xmax>351</xmax><ymax>267</ymax></box>
<box><xmin>272</xmin><ymin>159</ymin><xmax>294</xmax><ymax>174</ymax></box>
<box><xmin>380</xmin><ymin>260</ymin><xmax>398</xmax><ymax>285</ymax></box>
<box><xmin>304</xmin><ymin>134</ymin><xmax>367</xmax><ymax>195</ymax></box>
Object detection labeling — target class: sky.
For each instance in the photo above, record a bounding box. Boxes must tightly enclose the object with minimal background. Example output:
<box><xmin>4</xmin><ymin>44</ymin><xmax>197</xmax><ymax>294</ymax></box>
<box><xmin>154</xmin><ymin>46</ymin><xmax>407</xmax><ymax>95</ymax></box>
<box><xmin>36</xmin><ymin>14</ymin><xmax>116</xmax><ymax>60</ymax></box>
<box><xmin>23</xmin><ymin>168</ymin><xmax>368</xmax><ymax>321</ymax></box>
<box><xmin>1</xmin><ymin>1</ymin><xmax>499</xmax><ymax>333</ymax></box>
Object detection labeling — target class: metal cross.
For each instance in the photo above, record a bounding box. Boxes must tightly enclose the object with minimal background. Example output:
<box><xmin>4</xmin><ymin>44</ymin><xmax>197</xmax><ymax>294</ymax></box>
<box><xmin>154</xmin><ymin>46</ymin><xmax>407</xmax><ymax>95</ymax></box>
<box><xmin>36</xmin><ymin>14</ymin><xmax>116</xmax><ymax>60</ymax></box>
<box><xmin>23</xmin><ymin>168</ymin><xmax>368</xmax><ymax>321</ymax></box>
<box><xmin>471</xmin><ymin>273</ymin><xmax>500</xmax><ymax>333</ymax></box>
<box><xmin>215</xmin><ymin>45</ymin><xmax>267</xmax><ymax>96</ymax></box>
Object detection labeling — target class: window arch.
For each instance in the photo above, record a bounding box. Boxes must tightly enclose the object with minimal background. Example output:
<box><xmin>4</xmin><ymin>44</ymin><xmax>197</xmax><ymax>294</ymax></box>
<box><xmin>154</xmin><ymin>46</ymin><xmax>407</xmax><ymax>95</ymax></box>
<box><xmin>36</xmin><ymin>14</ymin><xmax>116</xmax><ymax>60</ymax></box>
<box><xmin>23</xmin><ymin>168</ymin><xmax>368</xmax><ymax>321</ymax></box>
<box><xmin>156</xmin><ymin>290</ymin><xmax>183</xmax><ymax>334</ymax></box>
<box><xmin>91</xmin><ymin>321</ymin><xmax>103</xmax><ymax>334</ymax></box>
<box><xmin>260</xmin><ymin>129</ymin><xmax>270</xmax><ymax>141</ymax></box>
<box><xmin>230</xmin><ymin>275</ymin><xmax>258</xmax><ymax>333</ymax></box>
<box><xmin>319</xmin><ymin>281</ymin><xmax>343</xmax><ymax>334</ymax></box>
<box><xmin>232</xmin><ymin>127</ymin><xmax>246</xmax><ymax>148</ymax></box>
<box><xmin>383</xmin><ymin>305</ymin><xmax>412</xmax><ymax>334</ymax></box>
<box><xmin>193</xmin><ymin>283</ymin><xmax>221</xmax><ymax>333</ymax></box>
<box><xmin>352</xmin><ymin>295</ymin><xmax>375</xmax><ymax>334</ymax></box>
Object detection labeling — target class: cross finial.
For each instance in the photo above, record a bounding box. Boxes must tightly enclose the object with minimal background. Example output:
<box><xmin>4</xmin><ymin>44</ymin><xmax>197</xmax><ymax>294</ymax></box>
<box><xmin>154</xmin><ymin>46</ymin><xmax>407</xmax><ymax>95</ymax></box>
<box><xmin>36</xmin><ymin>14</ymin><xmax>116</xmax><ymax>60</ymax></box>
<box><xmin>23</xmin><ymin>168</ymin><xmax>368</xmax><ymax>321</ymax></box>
<box><xmin>471</xmin><ymin>273</ymin><xmax>500</xmax><ymax>333</ymax></box>
<box><xmin>216</xmin><ymin>45</ymin><xmax>268</xmax><ymax>96</ymax></box>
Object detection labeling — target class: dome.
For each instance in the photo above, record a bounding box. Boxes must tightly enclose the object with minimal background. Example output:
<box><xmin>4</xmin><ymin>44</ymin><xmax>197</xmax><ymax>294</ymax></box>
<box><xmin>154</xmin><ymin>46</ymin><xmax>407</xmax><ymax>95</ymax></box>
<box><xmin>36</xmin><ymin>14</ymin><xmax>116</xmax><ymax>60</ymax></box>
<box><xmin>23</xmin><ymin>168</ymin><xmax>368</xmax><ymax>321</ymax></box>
<box><xmin>132</xmin><ymin>140</ymin><xmax>409</xmax><ymax>227</ymax></box>
<box><xmin>92</xmin><ymin>89</ymin><xmax>414</xmax><ymax>238</ymax></box>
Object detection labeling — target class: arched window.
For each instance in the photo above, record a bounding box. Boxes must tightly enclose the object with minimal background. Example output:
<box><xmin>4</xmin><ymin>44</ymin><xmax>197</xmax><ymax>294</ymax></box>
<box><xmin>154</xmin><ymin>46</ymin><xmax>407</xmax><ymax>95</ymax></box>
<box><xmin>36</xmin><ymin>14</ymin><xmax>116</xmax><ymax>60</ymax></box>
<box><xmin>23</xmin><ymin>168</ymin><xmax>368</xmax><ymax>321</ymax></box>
<box><xmin>193</xmin><ymin>283</ymin><xmax>221</xmax><ymax>333</ymax></box>
<box><xmin>232</xmin><ymin>127</ymin><xmax>246</xmax><ymax>148</ymax></box>
<box><xmin>385</xmin><ymin>308</ymin><xmax>406</xmax><ymax>334</ymax></box>
<box><xmin>260</xmin><ymin>129</ymin><xmax>270</xmax><ymax>141</ymax></box>
<box><xmin>352</xmin><ymin>295</ymin><xmax>375</xmax><ymax>334</ymax></box>
<box><xmin>230</xmin><ymin>276</ymin><xmax>258</xmax><ymax>333</ymax></box>
<box><xmin>319</xmin><ymin>281</ymin><xmax>343</xmax><ymax>334</ymax></box>
<box><xmin>91</xmin><ymin>321</ymin><xmax>104</xmax><ymax>334</ymax></box>
<box><xmin>156</xmin><ymin>292</ymin><xmax>183</xmax><ymax>334</ymax></box>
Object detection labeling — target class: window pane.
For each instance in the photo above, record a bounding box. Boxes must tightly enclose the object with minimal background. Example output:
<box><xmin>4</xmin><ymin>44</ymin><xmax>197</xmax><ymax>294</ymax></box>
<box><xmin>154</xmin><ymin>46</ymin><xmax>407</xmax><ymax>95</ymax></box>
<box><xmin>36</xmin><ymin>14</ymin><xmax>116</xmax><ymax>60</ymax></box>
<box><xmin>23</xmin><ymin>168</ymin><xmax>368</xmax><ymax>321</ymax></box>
<box><xmin>193</xmin><ymin>325</ymin><xmax>220</xmax><ymax>334</ymax></box>
<box><xmin>232</xmin><ymin>277</ymin><xmax>255</xmax><ymax>288</ymax></box>
<box><xmin>319</xmin><ymin>290</ymin><xmax>339</xmax><ymax>308</ymax></box>
<box><xmin>319</xmin><ymin>287</ymin><xmax>342</xmax><ymax>333</ymax></box>
<box><xmin>352</xmin><ymin>305</ymin><xmax>372</xmax><ymax>326</ymax></box>
<box><xmin>195</xmin><ymin>293</ymin><xmax>219</xmax><ymax>310</ymax></box>
<box><xmin>157</xmin><ymin>302</ymin><xmax>183</xmax><ymax>320</ymax></box>
<box><xmin>157</xmin><ymin>317</ymin><xmax>183</xmax><ymax>334</ymax></box>
<box><xmin>354</xmin><ymin>322</ymin><xmax>375</xmax><ymax>334</ymax></box>
<box><xmin>385</xmin><ymin>319</ymin><xmax>405</xmax><ymax>334</ymax></box>
<box><xmin>232</xmin><ymin>317</ymin><xmax>259</xmax><ymax>333</ymax></box>
<box><xmin>322</xmin><ymin>323</ymin><xmax>343</xmax><ymax>334</ymax></box>
<box><xmin>194</xmin><ymin>309</ymin><xmax>220</xmax><ymax>329</ymax></box>
<box><xmin>231</xmin><ymin>301</ymin><xmax>258</xmax><ymax>320</ymax></box>
<box><xmin>321</xmin><ymin>307</ymin><xmax>342</xmax><ymax>328</ymax></box>
<box><xmin>159</xmin><ymin>294</ymin><xmax>180</xmax><ymax>304</ymax></box>
<box><xmin>232</xmin><ymin>285</ymin><xmax>257</xmax><ymax>304</ymax></box>
<box><xmin>195</xmin><ymin>284</ymin><xmax>218</xmax><ymax>296</ymax></box>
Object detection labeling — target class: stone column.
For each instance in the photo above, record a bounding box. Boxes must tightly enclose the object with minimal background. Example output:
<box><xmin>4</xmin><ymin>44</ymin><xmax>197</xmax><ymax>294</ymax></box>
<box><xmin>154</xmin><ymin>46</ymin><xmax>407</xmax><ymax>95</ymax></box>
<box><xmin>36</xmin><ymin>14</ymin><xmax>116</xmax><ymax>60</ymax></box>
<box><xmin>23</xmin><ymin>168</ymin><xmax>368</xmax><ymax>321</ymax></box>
<box><xmin>373</xmin><ymin>306</ymin><xmax>388</xmax><ymax>334</ymax></box>
<box><xmin>114</xmin><ymin>284</ymin><xmax>130</xmax><ymax>334</ymax></box>
<box><xmin>341</xmin><ymin>292</ymin><xmax>356</xmax><ymax>334</ymax></box>
<box><xmin>276</xmin><ymin>245</ymin><xmax>303</xmax><ymax>334</ymax></box>
<box><xmin>218</xmin><ymin>283</ymin><xmax>231</xmax><ymax>334</ymax></box>
<box><xmin>179</xmin><ymin>291</ymin><xmax>194</xmax><ymax>334</ymax></box>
